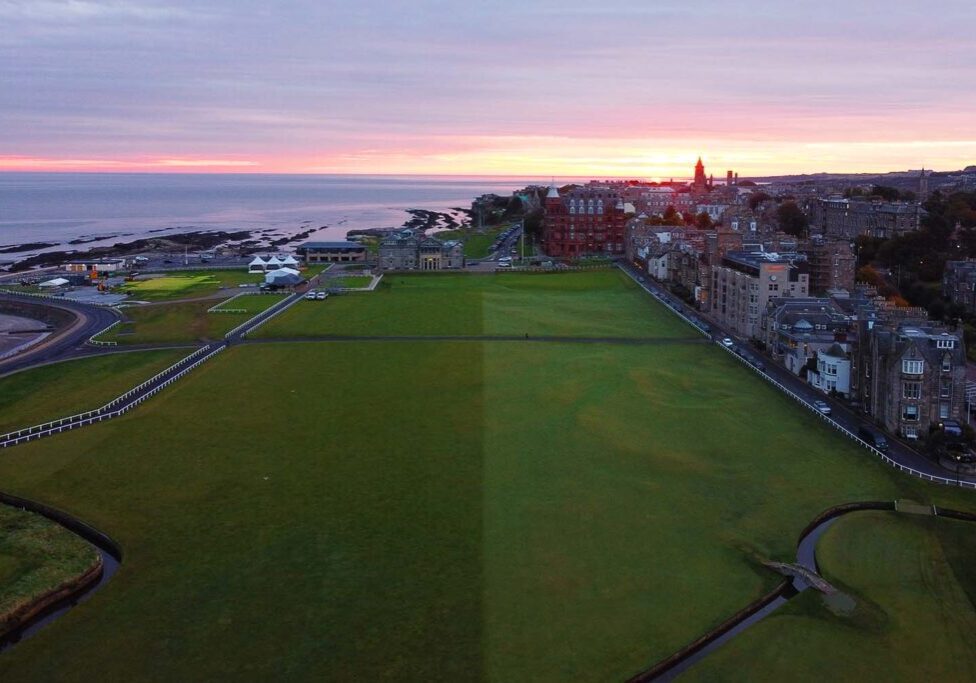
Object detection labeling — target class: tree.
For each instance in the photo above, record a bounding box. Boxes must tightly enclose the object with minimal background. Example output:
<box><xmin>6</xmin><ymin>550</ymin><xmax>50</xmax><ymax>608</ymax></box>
<box><xmin>663</xmin><ymin>206</ymin><xmax>681</xmax><ymax>225</ymax></box>
<box><xmin>777</xmin><ymin>201</ymin><xmax>808</xmax><ymax>237</ymax></box>
<box><xmin>870</xmin><ymin>185</ymin><xmax>902</xmax><ymax>201</ymax></box>
<box><xmin>748</xmin><ymin>192</ymin><xmax>771</xmax><ymax>211</ymax></box>
<box><xmin>695</xmin><ymin>212</ymin><xmax>713</xmax><ymax>229</ymax></box>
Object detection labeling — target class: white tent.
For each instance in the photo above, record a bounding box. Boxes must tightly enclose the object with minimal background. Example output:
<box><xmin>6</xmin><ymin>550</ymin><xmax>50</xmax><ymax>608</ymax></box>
<box><xmin>264</xmin><ymin>267</ymin><xmax>301</xmax><ymax>287</ymax></box>
<box><xmin>39</xmin><ymin>277</ymin><xmax>69</xmax><ymax>288</ymax></box>
<box><xmin>265</xmin><ymin>255</ymin><xmax>284</xmax><ymax>271</ymax></box>
<box><xmin>248</xmin><ymin>256</ymin><xmax>267</xmax><ymax>273</ymax></box>
<box><xmin>280</xmin><ymin>255</ymin><xmax>299</xmax><ymax>267</ymax></box>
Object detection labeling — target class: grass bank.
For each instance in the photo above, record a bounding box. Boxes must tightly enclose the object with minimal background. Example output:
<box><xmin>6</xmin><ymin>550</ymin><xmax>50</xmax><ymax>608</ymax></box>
<box><xmin>0</xmin><ymin>505</ymin><xmax>98</xmax><ymax>635</ymax></box>
<box><xmin>684</xmin><ymin>510</ymin><xmax>976</xmax><ymax>681</ymax></box>
<box><xmin>0</xmin><ymin>350</ymin><xmax>188</xmax><ymax>433</ymax></box>
<box><xmin>101</xmin><ymin>301</ymin><xmax>251</xmax><ymax>344</ymax></box>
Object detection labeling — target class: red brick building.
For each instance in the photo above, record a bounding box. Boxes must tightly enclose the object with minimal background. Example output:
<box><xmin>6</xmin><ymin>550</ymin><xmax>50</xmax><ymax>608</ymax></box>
<box><xmin>543</xmin><ymin>186</ymin><xmax>628</xmax><ymax>258</ymax></box>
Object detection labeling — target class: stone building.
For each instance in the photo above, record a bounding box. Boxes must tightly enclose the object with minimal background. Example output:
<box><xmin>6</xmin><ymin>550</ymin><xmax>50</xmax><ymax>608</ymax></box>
<box><xmin>861</xmin><ymin>323</ymin><xmax>966</xmax><ymax>440</ymax></box>
<box><xmin>710</xmin><ymin>251</ymin><xmax>810</xmax><ymax>339</ymax></box>
<box><xmin>943</xmin><ymin>259</ymin><xmax>976</xmax><ymax>314</ymax></box>
<box><xmin>543</xmin><ymin>185</ymin><xmax>628</xmax><ymax>258</ymax></box>
<box><xmin>297</xmin><ymin>241</ymin><xmax>366</xmax><ymax>263</ymax></box>
<box><xmin>801</xmin><ymin>236</ymin><xmax>856</xmax><ymax>294</ymax></box>
<box><xmin>762</xmin><ymin>297</ymin><xmax>855</xmax><ymax>378</ymax></box>
<box><xmin>378</xmin><ymin>231</ymin><xmax>463</xmax><ymax>271</ymax></box>
<box><xmin>808</xmin><ymin>198</ymin><xmax>921</xmax><ymax>239</ymax></box>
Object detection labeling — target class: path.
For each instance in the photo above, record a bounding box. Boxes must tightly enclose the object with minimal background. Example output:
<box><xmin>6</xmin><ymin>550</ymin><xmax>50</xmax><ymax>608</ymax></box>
<box><xmin>0</xmin><ymin>293</ymin><xmax>120</xmax><ymax>376</ymax></box>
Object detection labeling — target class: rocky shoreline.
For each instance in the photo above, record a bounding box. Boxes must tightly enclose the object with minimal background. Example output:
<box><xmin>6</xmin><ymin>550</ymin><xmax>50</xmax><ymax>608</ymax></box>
<box><xmin>8</xmin><ymin>230</ymin><xmax>251</xmax><ymax>272</ymax></box>
<box><xmin>5</xmin><ymin>205</ymin><xmax>474</xmax><ymax>272</ymax></box>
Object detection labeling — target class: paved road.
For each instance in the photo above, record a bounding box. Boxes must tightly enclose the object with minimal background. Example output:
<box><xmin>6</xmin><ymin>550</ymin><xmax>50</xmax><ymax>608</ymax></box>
<box><xmin>616</xmin><ymin>260</ymin><xmax>976</xmax><ymax>485</ymax></box>
<box><xmin>0</xmin><ymin>293</ymin><xmax>121</xmax><ymax>376</ymax></box>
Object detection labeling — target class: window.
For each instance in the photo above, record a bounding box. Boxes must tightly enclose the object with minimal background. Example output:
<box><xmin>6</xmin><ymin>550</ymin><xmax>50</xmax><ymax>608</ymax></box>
<box><xmin>941</xmin><ymin>382</ymin><xmax>951</xmax><ymax>398</ymax></box>
<box><xmin>903</xmin><ymin>382</ymin><xmax>921</xmax><ymax>399</ymax></box>
<box><xmin>902</xmin><ymin>359</ymin><xmax>924</xmax><ymax>375</ymax></box>
<box><xmin>902</xmin><ymin>404</ymin><xmax>919</xmax><ymax>421</ymax></box>
<box><xmin>940</xmin><ymin>402</ymin><xmax>951</xmax><ymax>419</ymax></box>
<box><xmin>942</xmin><ymin>356</ymin><xmax>952</xmax><ymax>373</ymax></box>
<box><xmin>936</xmin><ymin>339</ymin><xmax>955</xmax><ymax>349</ymax></box>
<box><xmin>903</xmin><ymin>426</ymin><xmax>918</xmax><ymax>439</ymax></box>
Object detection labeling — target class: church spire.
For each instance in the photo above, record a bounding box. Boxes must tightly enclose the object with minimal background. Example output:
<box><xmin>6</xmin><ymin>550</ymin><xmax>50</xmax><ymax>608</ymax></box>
<box><xmin>693</xmin><ymin>156</ymin><xmax>707</xmax><ymax>190</ymax></box>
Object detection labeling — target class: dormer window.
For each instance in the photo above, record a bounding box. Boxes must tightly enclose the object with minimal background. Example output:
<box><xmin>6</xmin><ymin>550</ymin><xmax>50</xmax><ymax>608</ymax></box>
<box><xmin>902</xmin><ymin>359</ymin><xmax>924</xmax><ymax>375</ymax></box>
<box><xmin>936</xmin><ymin>339</ymin><xmax>955</xmax><ymax>349</ymax></box>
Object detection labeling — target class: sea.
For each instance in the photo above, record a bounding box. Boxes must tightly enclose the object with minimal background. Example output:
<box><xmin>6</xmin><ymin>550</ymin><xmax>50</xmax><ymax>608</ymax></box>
<box><xmin>0</xmin><ymin>173</ymin><xmax>584</xmax><ymax>262</ymax></box>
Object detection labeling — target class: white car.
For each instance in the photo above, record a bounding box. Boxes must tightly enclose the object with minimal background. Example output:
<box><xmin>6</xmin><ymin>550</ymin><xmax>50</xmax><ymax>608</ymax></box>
<box><xmin>721</xmin><ymin>337</ymin><xmax>734</xmax><ymax>347</ymax></box>
<box><xmin>316</xmin><ymin>291</ymin><xmax>327</xmax><ymax>300</ymax></box>
<box><xmin>305</xmin><ymin>291</ymin><xmax>317</xmax><ymax>300</ymax></box>
<box><xmin>813</xmin><ymin>400</ymin><xmax>832</xmax><ymax>415</ymax></box>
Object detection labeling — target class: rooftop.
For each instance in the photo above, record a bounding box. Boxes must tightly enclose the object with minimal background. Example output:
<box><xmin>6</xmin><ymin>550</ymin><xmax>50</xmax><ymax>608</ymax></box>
<box><xmin>299</xmin><ymin>241</ymin><xmax>365</xmax><ymax>249</ymax></box>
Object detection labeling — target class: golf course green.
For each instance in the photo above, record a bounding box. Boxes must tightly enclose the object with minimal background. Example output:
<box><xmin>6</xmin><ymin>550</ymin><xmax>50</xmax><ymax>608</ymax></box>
<box><xmin>0</xmin><ymin>271</ymin><xmax>974</xmax><ymax>680</ymax></box>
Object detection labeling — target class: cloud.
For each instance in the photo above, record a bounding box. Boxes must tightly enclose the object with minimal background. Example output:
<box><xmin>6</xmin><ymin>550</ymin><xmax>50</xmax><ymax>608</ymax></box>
<box><xmin>0</xmin><ymin>0</ymin><xmax>197</xmax><ymax>22</ymax></box>
<box><xmin>1</xmin><ymin>0</ymin><xmax>975</xmax><ymax>174</ymax></box>
<box><xmin>156</xmin><ymin>159</ymin><xmax>259</xmax><ymax>167</ymax></box>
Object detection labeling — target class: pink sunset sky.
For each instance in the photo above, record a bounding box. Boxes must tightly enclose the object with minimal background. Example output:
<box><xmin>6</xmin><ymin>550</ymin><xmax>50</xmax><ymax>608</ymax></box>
<box><xmin>1</xmin><ymin>0</ymin><xmax>974</xmax><ymax>176</ymax></box>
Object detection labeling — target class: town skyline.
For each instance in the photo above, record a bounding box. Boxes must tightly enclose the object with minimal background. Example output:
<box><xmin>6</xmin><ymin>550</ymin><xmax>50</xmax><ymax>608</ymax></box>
<box><xmin>2</xmin><ymin>0</ymin><xmax>975</xmax><ymax>176</ymax></box>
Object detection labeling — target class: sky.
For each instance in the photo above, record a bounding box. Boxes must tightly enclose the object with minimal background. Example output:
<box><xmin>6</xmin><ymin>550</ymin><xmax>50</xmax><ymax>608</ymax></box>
<box><xmin>1</xmin><ymin>0</ymin><xmax>975</xmax><ymax>177</ymax></box>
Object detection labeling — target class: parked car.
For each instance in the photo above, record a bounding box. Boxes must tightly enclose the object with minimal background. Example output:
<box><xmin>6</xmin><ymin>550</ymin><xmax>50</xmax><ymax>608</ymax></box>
<box><xmin>939</xmin><ymin>419</ymin><xmax>964</xmax><ymax>437</ymax></box>
<box><xmin>316</xmin><ymin>291</ymin><xmax>327</xmax><ymax>300</ymax></box>
<box><xmin>721</xmin><ymin>337</ymin><xmax>734</xmax><ymax>347</ymax></box>
<box><xmin>858</xmin><ymin>426</ymin><xmax>889</xmax><ymax>452</ymax></box>
<box><xmin>305</xmin><ymin>291</ymin><xmax>317</xmax><ymax>300</ymax></box>
<box><xmin>813</xmin><ymin>400</ymin><xmax>832</xmax><ymax>415</ymax></box>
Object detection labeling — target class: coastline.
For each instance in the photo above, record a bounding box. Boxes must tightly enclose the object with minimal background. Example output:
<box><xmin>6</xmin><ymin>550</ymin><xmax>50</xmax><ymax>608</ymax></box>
<box><xmin>3</xmin><ymin>207</ymin><xmax>473</xmax><ymax>273</ymax></box>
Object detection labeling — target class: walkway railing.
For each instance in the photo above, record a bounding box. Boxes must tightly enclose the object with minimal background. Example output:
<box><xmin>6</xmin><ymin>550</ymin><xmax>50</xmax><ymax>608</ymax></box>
<box><xmin>224</xmin><ymin>291</ymin><xmax>304</xmax><ymax>339</ymax></box>
<box><xmin>0</xmin><ymin>344</ymin><xmax>223</xmax><ymax>449</ymax></box>
<box><xmin>87</xmin><ymin>319</ymin><xmax>120</xmax><ymax>346</ymax></box>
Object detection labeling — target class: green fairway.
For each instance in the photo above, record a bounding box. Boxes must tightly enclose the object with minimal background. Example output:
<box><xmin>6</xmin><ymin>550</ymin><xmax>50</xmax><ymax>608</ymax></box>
<box><xmin>210</xmin><ymin>293</ymin><xmax>286</xmax><ymax>313</ymax></box>
<box><xmin>101</xmin><ymin>301</ymin><xmax>252</xmax><ymax>344</ymax></box>
<box><xmin>121</xmin><ymin>270</ymin><xmax>263</xmax><ymax>301</ymax></box>
<box><xmin>684</xmin><ymin>511</ymin><xmax>976</xmax><ymax>681</ymax></box>
<box><xmin>325</xmin><ymin>275</ymin><xmax>372</xmax><ymax>289</ymax></box>
<box><xmin>0</xmin><ymin>350</ymin><xmax>188</xmax><ymax>433</ymax></box>
<box><xmin>256</xmin><ymin>271</ymin><xmax>693</xmax><ymax>338</ymax></box>
<box><xmin>1</xmin><ymin>270</ymin><xmax>975</xmax><ymax>680</ymax></box>
<box><xmin>0</xmin><ymin>505</ymin><xmax>98</xmax><ymax>633</ymax></box>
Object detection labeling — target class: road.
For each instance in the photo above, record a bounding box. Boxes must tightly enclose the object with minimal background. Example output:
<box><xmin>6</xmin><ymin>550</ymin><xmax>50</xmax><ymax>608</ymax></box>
<box><xmin>616</xmin><ymin>260</ymin><xmax>976</xmax><ymax>486</ymax></box>
<box><xmin>0</xmin><ymin>293</ymin><xmax>121</xmax><ymax>376</ymax></box>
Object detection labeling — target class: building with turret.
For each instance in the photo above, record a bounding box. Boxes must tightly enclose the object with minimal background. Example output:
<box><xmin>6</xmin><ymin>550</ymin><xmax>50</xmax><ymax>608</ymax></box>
<box><xmin>543</xmin><ymin>185</ymin><xmax>628</xmax><ymax>258</ymax></box>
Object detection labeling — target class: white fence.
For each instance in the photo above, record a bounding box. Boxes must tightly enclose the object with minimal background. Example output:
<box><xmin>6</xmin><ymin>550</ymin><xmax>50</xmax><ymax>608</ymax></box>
<box><xmin>224</xmin><ymin>291</ymin><xmax>303</xmax><ymax>339</ymax></box>
<box><xmin>618</xmin><ymin>264</ymin><xmax>976</xmax><ymax>490</ymax></box>
<box><xmin>206</xmin><ymin>290</ymin><xmax>280</xmax><ymax>314</ymax></box>
<box><xmin>88</xmin><ymin>319</ymin><xmax>120</xmax><ymax>346</ymax></box>
<box><xmin>0</xmin><ymin>288</ymin><xmax>116</xmax><ymax>307</ymax></box>
<box><xmin>0</xmin><ymin>344</ymin><xmax>223</xmax><ymax>449</ymax></box>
